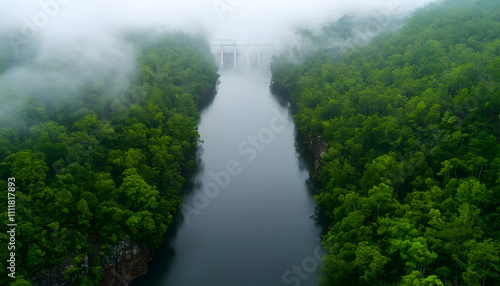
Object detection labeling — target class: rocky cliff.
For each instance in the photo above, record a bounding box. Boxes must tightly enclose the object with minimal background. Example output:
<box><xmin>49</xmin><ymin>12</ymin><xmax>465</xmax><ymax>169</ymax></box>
<box><xmin>100</xmin><ymin>240</ymin><xmax>153</xmax><ymax>286</ymax></box>
<box><xmin>306</xmin><ymin>135</ymin><xmax>328</xmax><ymax>181</ymax></box>
<box><xmin>31</xmin><ymin>239</ymin><xmax>153</xmax><ymax>286</ymax></box>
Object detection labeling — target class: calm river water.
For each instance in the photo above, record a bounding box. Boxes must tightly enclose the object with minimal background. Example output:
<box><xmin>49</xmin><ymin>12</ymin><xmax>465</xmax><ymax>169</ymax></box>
<box><xmin>132</xmin><ymin>69</ymin><xmax>326</xmax><ymax>286</ymax></box>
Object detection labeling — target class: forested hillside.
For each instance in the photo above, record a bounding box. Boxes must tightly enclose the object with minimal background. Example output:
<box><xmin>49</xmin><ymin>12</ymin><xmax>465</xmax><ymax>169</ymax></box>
<box><xmin>0</xmin><ymin>33</ymin><xmax>219</xmax><ymax>285</ymax></box>
<box><xmin>271</xmin><ymin>0</ymin><xmax>500</xmax><ymax>285</ymax></box>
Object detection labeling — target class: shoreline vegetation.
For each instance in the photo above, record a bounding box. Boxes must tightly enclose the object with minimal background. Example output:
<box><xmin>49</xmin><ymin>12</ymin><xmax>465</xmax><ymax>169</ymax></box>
<box><xmin>0</xmin><ymin>0</ymin><xmax>499</xmax><ymax>285</ymax></box>
<box><xmin>0</xmin><ymin>32</ymin><xmax>219</xmax><ymax>285</ymax></box>
<box><xmin>271</xmin><ymin>0</ymin><xmax>500</xmax><ymax>285</ymax></box>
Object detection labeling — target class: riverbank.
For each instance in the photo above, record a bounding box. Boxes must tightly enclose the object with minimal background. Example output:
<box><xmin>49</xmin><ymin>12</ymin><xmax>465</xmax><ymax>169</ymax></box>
<box><xmin>131</xmin><ymin>69</ymin><xmax>326</xmax><ymax>286</ymax></box>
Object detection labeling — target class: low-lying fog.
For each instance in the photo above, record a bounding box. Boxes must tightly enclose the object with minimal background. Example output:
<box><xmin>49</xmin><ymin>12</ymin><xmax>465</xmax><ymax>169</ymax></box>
<box><xmin>0</xmin><ymin>0</ymin><xmax>437</xmax><ymax>125</ymax></box>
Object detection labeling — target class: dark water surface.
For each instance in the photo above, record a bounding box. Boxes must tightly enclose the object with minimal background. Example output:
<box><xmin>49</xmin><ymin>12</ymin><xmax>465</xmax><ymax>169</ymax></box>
<box><xmin>132</xmin><ymin>69</ymin><xmax>326</xmax><ymax>286</ymax></box>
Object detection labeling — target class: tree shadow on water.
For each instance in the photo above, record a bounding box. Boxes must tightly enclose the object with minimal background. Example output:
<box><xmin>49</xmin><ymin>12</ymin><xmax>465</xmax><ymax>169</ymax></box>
<box><xmin>131</xmin><ymin>143</ymin><xmax>207</xmax><ymax>285</ymax></box>
<box><xmin>294</xmin><ymin>123</ymin><xmax>331</xmax><ymax>236</ymax></box>
<box><xmin>129</xmin><ymin>211</ymin><xmax>183</xmax><ymax>286</ymax></box>
<box><xmin>198</xmin><ymin>79</ymin><xmax>220</xmax><ymax>113</ymax></box>
<box><xmin>180</xmin><ymin>144</ymin><xmax>206</xmax><ymax>197</ymax></box>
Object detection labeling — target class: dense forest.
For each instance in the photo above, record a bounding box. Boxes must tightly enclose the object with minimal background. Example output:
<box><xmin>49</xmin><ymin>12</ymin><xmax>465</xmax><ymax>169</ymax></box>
<box><xmin>0</xmin><ymin>33</ymin><xmax>219</xmax><ymax>285</ymax></box>
<box><xmin>271</xmin><ymin>0</ymin><xmax>500</xmax><ymax>285</ymax></box>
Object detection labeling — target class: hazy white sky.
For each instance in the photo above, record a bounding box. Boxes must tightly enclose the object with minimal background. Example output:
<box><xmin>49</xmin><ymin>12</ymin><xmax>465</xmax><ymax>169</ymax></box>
<box><xmin>0</xmin><ymin>0</ymin><xmax>437</xmax><ymax>44</ymax></box>
<box><xmin>0</xmin><ymin>0</ymin><xmax>438</xmax><ymax>125</ymax></box>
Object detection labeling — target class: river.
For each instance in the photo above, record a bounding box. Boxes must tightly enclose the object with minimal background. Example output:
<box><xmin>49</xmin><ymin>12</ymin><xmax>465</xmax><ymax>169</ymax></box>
<box><xmin>131</xmin><ymin>68</ymin><xmax>326</xmax><ymax>286</ymax></box>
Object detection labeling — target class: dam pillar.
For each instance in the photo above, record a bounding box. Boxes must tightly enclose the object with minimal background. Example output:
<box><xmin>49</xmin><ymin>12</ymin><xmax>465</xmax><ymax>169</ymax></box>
<box><xmin>234</xmin><ymin>43</ymin><xmax>237</xmax><ymax>67</ymax></box>
<box><xmin>247</xmin><ymin>43</ymin><xmax>250</xmax><ymax>68</ymax></box>
<box><xmin>257</xmin><ymin>45</ymin><xmax>261</xmax><ymax>68</ymax></box>
<box><xmin>220</xmin><ymin>43</ymin><xmax>224</xmax><ymax>68</ymax></box>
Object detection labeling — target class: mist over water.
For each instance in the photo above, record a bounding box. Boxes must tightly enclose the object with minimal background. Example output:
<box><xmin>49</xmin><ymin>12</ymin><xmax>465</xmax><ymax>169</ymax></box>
<box><xmin>0</xmin><ymin>0</ymin><xmax>437</xmax><ymax>122</ymax></box>
<box><xmin>0</xmin><ymin>0</ymin><xmax>437</xmax><ymax>60</ymax></box>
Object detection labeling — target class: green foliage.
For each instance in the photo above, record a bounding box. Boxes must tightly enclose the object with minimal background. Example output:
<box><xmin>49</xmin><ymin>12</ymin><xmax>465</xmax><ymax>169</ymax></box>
<box><xmin>272</xmin><ymin>0</ymin><xmax>500</xmax><ymax>285</ymax></box>
<box><xmin>0</xmin><ymin>49</ymin><xmax>13</xmax><ymax>74</ymax></box>
<box><xmin>0</xmin><ymin>32</ymin><xmax>218</xmax><ymax>285</ymax></box>
<box><xmin>9</xmin><ymin>275</ymin><xmax>32</xmax><ymax>286</ymax></box>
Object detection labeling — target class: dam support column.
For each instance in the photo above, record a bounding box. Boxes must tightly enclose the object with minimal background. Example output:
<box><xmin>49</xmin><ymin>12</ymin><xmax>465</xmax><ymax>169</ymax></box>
<box><xmin>257</xmin><ymin>46</ymin><xmax>261</xmax><ymax>68</ymax></box>
<box><xmin>220</xmin><ymin>44</ymin><xmax>224</xmax><ymax>68</ymax></box>
<box><xmin>247</xmin><ymin>43</ymin><xmax>250</xmax><ymax>68</ymax></box>
<box><xmin>234</xmin><ymin>43</ymin><xmax>237</xmax><ymax>67</ymax></box>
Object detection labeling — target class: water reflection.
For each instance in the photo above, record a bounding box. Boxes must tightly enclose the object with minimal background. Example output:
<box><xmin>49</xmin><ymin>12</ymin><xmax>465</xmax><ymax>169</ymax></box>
<box><xmin>198</xmin><ymin>79</ymin><xmax>220</xmax><ymax>113</ymax></box>
<box><xmin>269</xmin><ymin>84</ymin><xmax>291</xmax><ymax>109</ymax></box>
<box><xmin>133</xmin><ymin>69</ymin><xmax>327</xmax><ymax>286</ymax></box>
<box><xmin>276</xmin><ymin>91</ymin><xmax>330</xmax><ymax>236</ymax></box>
<box><xmin>131</xmin><ymin>144</ymin><xmax>206</xmax><ymax>285</ymax></box>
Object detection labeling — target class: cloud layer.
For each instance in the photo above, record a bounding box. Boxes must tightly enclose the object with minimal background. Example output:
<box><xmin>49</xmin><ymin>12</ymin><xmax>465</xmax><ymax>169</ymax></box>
<box><xmin>0</xmin><ymin>0</ymin><xmax>437</xmax><ymax>126</ymax></box>
<box><xmin>1</xmin><ymin>0</ymin><xmax>437</xmax><ymax>46</ymax></box>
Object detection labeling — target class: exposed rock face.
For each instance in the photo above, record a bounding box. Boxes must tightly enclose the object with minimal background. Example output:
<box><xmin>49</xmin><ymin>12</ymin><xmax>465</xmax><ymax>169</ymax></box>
<box><xmin>31</xmin><ymin>240</ymin><xmax>152</xmax><ymax>286</ymax></box>
<box><xmin>101</xmin><ymin>240</ymin><xmax>153</xmax><ymax>286</ymax></box>
<box><xmin>307</xmin><ymin>135</ymin><xmax>328</xmax><ymax>181</ymax></box>
<box><xmin>31</xmin><ymin>258</ymin><xmax>73</xmax><ymax>286</ymax></box>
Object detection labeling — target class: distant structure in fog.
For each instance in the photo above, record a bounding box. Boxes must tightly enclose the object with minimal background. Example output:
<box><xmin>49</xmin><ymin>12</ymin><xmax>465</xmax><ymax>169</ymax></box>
<box><xmin>210</xmin><ymin>39</ymin><xmax>276</xmax><ymax>69</ymax></box>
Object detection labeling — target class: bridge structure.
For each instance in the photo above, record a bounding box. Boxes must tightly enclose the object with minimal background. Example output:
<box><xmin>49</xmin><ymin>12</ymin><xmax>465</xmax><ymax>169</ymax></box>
<box><xmin>210</xmin><ymin>39</ymin><xmax>277</xmax><ymax>69</ymax></box>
